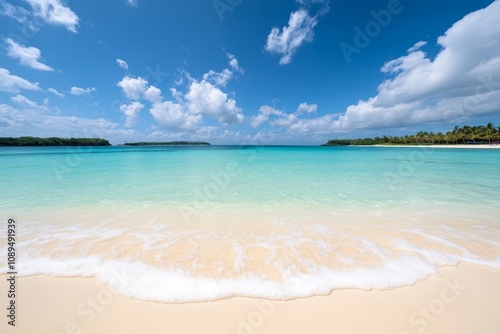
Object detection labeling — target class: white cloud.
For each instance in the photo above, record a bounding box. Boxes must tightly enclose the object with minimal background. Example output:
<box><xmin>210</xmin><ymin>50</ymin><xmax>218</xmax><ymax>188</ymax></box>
<box><xmin>251</xmin><ymin>103</ymin><xmax>318</xmax><ymax>128</ymax></box>
<box><xmin>48</xmin><ymin>88</ymin><xmax>64</xmax><ymax>98</ymax></box>
<box><xmin>263</xmin><ymin>1</ymin><xmax>500</xmax><ymax>135</ymax></box>
<box><xmin>202</xmin><ymin>53</ymin><xmax>243</xmax><ymax>87</ymax></box>
<box><xmin>150</xmin><ymin>101</ymin><xmax>202</xmax><ymax>130</ymax></box>
<box><xmin>407</xmin><ymin>41</ymin><xmax>427</xmax><ymax>53</ymax></box>
<box><xmin>0</xmin><ymin>103</ymin><xmax>120</xmax><ymax>138</ymax></box>
<box><xmin>265</xmin><ymin>1</ymin><xmax>329</xmax><ymax>65</ymax></box>
<box><xmin>330</xmin><ymin>0</ymin><xmax>500</xmax><ymax>131</ymax></box>
<box><xmin>70</xmin><ymin>86</ymin><xmax>96</xmax><ymax>96</ymax></box>
<box><xmin>0</xmin><ymin>2</ymin><xmax>32</xmax><ymax>26</ymax></box>
<box><xmin>126</xmin><ymin>0</ymin><xmax>138</xmax><ymax>7</ymax></box>
<box><xmin>116</xmin><ymin>59</ymin><xmax>129</xmax><ymax>71</ymax></box>
<box><xmin>120</xmin><ymin>102</ymin><xmax>144</xmax><ymax>128</ymax></box>
<box><xmin>144</xmin><ymin>86</ymin><xmax>162</xmax><ymax>104</ymax></box>
<box><xmin>11</xmin><ymin>94</ymin><xmax>50</xmax><ymax>113</ymax></box>
<box><xmin>5</xmin><ymin>38</ymin><xmax>54</xmax><ymax>71</ymax></box>
<box><xmin>185</xmin><ymin>80</ymin><xmax>244</xmax><ymax>126</ymax></box>
<box><xmin>297</xmin><ymin>102</ymin><xmax>317</xmax><ymax>114</ymax></box>
<box><xmin>25</xmin><ymin>0</ymin><xmax>79</xmax><ymax>32</ymax></box>
<box><xmin>0</xmin><ymin>68</ymin><xmax>41</xmax><ymax>93</ymax></box>
<box><xmin>251</xmin><ymin>105</ymin><xmax>284</xmax><ymax>128</ymax></box>
<box><xmin>117</xmin><ymin>76</ymin><xmax>148</xmax><ymax>100</ymax></box>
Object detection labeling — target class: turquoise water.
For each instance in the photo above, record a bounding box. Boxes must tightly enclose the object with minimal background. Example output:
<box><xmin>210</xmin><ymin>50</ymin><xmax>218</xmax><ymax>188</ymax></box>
<box><xmin>2</xmin><ymin>145</ymin><xmax>499</xmax><ymax>210</ymax></box>
<box><xmin>1</xmin><ymin>146</ymin><xmax>500</xmax><ymax>302</ymax></box>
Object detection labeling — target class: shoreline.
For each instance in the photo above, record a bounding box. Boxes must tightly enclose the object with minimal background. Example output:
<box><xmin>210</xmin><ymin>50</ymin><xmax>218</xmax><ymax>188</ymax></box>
<box><xmin>1</xmin><ymin>262</ymin><xmax>499</xmax><ymax>333</ymax></box>
<box><xmin>372</xmin><ymin>144</ymin><xmax>500</xmax><ymax>149</ymax></box>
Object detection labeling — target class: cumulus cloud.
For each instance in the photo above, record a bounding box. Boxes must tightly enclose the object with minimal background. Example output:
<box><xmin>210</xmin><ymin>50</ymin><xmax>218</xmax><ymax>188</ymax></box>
<box><xmin>25</xmin><ymin>0</ymin><xmax>79</xmax><ymax>32</ymax></box>
<box><xmin>0</xmin><ymin>68</ymin><xmax>41</xmax><ymax>93</ymax></box>
<box><xmin>117</xmin><ymin>76</ymin><xmax>148</xmax><ymax>100</ymax></box>
<box><xmin>265</xmin><ymin>1</ymin><xmax>329</xmax><ymax>65</ymax></box>
<box><xmin>251</xmin><ymin>103</ymin><xmax>320</xmax><ymax>128</ymax></box>
<box><xmin>202</xmin><ymin>53</ymin><xmax>243</xmax><ymax>87</ymax></box>
<box><xmin>48</xmin><ymin>88</ymin><xmax>64</xmax><ymax>98</ymax></box>
<box><xmin>116</xmin><ymin>55</ymin><xmax>245</xmax><ymax>130</ymax></box>
<box><xmin>330</xmin><ymin>1</ymin><xmax>500</xmax><ymax>131</ymax></box>
<box><xmin>150</xmin><ymin>101</ymin><xmax>202</xmax><ymax>130</ymax></box>
<box><xmin>297</xmin><ymin>102</ymin><xmax>318</xmax><ymax>114</ymax></box>
<box><xmin>5</xmin><ymin>38</ymin><xmax>54</xmax><ymax>71</ymax></box>
<box><xmin>116</xmin><ymin>59</ymin><xmax>129</xmax><ymax>71</ymax></box>
<box><xmin>263</xmin><ymin>1</ymin><xmax>500</xmax><ymax>135</ymax></box>
<box><xmin>120</xmin><ymin>102</ymin><xmax>144</xmax><ymax>128</ymax></box>
<box><xmin>70</xmin><ymin>86</ymin><xmax>96</xmax><ymax>96</ymax></box>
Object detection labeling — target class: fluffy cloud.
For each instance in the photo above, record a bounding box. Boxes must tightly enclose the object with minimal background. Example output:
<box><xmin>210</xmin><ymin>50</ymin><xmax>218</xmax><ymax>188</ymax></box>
<box><xmin>70</xmin><ymin>86</ymin><xmax>96</xmax><ymax>96</ymax></box>
<box><xmin>330</xmin><ymin>0</ymin><xmax>500</xmax><ymax>131</ymax></box>
<box><xmin>251</xmin><ymin>103</ymin><xmax>319</xmax><ymax>128</ymax></box>
<box><xmin>202</xmin><ymin>53</ymin><xmax>243</xmax><ymax>87</ymax></box>
<box><xmin>185</xmin><ymin>80</ymin><xmax>244</xmax><ymax>126</ymax></box>
<box><xmin>0</xmin><ymin>68</ymin><xmax>41</xmax><ymax>93</ymax></box>
<box><xmin>251</xmin><ymin>105</ymin><xmax>284</xmax><ymax>128</ymax></box>
<box><xmin>144</xmin><ymin>86</ymin><xmax>162</xmax><ymax>104</ymax></box>
<box><xmin>263</xmin><ymin>1</ymin><xmax>500</xmax><ymax>135</ymax></box>
<box><xmin>116</xmin><ymin>59</ymin><xmax>129</xmax><ymax>71</ymax></box>
<box><xmin>5</xmin><ymin>38</ymin><xmax>54</xmax><ymax>71</ymax></box>
<box><xmin>117</xmin><ymin>76</ymin><xmax>148</xmax><ymax>100</ymax></box>
<box><xmin>11</xmin><ymin>94</ymin><xmax>49</xmax><ymax>112</ymax></box>
<box><xmin>25</xmin><ymin>0</ymin><xmax>79</xmax><ymax>32</ymax></box>
<box><xmin>265</xmin><ymin>1</ymin><xmax>329</xmax><ymax>65</ymax></box>
<box><xmin>120</xmin><ymin>102</ymin><xmax>144</xmax><ymax>128</ymax></box>
<box><xmin>150</xmin><ymin>101</ymin><xmax>202</xmax><ymax>130</ymax></box>
<box><xmin>297</xmin><ymin>102</ymin><xmax>318</xmax><ymax>114</ymax></box>
<box><xmin>117</xmin><ymin>54</ymin><xmax>244</xmax><ymax>130</ymax></box>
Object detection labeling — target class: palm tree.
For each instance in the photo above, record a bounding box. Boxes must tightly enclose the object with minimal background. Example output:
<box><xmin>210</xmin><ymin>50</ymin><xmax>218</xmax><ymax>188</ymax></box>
<box><xmin>484</xmin><ymin>123</ymin><xmax>497</xmax><ymax>144</ymax></box>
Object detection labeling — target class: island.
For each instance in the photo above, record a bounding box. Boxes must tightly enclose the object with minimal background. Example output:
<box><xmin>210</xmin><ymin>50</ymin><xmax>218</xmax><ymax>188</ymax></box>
<box><xmin>0</xmin><ymin>137</ymin><xmax>111</xmax><ymax>146</ymax></box>
<box><xmin>322</xmin><ymin>123</ymin><xmax>499</xmax><ymax>146</ymax></box>
<box><xmin>123</xmin><ymin>141</ymin><xmax>211</xmax><ymax>146</ymax></box>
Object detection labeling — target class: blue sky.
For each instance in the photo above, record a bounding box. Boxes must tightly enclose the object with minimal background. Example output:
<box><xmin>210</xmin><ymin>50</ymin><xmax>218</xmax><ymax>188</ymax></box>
<box><xmin>1</xmin><ymin>0</ymin><xmax>499</xmax><ymax>144</ymax></box>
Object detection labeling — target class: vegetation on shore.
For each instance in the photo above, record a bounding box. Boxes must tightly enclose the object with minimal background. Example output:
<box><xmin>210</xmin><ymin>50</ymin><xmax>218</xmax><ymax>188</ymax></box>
<box><xmin>323</xmin><ymin>123</ymin><xmax>500</xmax><ymax>146</ymax></box>
<box><xmin>0</xmin><ymin>137</ymin><xmax>111</xmax><ymax>146</ymax></box>
<box><xmin>123</xmin><ymin>141</ymin><xmax>211</xmax><ymax>146</ymax></box>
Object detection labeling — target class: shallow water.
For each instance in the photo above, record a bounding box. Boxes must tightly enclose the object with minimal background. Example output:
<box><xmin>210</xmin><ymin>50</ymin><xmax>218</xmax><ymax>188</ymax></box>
<box><xmin>1</xmin><ymin>146</ymin><xmax>499</xmax><ymax>302</ymax></box>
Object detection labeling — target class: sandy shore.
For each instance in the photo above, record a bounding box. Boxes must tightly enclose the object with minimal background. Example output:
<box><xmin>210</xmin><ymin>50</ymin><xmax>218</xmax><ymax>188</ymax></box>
<box><xmin>1</xmin><ymin>262</ymin><xmax>499</xmax><ymax>334</ymax></box>
<box><xmin>375</xmin><ymin>144</ymin><xmax>500</xmax><ymax>149</ymax></box>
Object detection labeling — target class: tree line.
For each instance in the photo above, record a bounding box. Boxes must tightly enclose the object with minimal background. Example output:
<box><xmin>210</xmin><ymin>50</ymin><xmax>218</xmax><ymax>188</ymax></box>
<box><xmin>323</xmin><ymin>123</ymin><xmax>500</xmax><ymax>146</ymax></box>
<box><xmin>123</xmin><ymin>141</ymin><xmax>211</xmax><ymax>146</ymax></box>
<box><xmin>0</xmin><ymin>137</ymin><xmax>111</xmax><ymax>146</ymax></box>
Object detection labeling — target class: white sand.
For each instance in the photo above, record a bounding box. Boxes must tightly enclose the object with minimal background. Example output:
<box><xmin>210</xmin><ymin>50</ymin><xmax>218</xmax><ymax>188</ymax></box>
<box><xmin>375</xmin><ymin>144</ymin><xmax>500</xmax><ymax>149</ymax></box>
<box><xmin>1</xmin><ymin>262</ymin><xmax>499</xmax><ymax>334</ymax></box>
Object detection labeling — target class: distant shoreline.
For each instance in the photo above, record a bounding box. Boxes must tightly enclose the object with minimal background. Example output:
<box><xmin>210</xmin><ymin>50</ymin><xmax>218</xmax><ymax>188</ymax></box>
<box><xmin>372</xmin><ymin>144</ymin><xmax>500</xmax><ymax>149</ymax></box>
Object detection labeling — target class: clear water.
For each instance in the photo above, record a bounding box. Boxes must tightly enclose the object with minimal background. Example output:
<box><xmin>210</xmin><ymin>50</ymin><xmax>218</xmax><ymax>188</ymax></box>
<box><xmin>1</xmin><ymin>146</ymin><xmax>499</xmax><ymax>302</ymax></box>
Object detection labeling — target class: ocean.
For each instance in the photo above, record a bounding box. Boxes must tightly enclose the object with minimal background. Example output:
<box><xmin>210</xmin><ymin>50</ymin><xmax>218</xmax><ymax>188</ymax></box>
<box><xmin>1</xmin><ymin>145</ymin><xmax>499</xmax><ymax>302</ymax></box>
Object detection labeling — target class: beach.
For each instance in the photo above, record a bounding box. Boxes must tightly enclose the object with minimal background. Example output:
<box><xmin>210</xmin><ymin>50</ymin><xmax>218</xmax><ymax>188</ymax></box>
<box><xmin>1</xmin><ymin>146</ymin><xmax>499</xmax><ymax>333</ymax></box>
<box><xmin>376</xmin><ymin>144</ymin><xmax>500</xmax><ymax>149</ymax></box>
<box><xmin>1</xmin><ymin>262</ymin><xmax>499</xmax><ymax>334</ymax></box>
